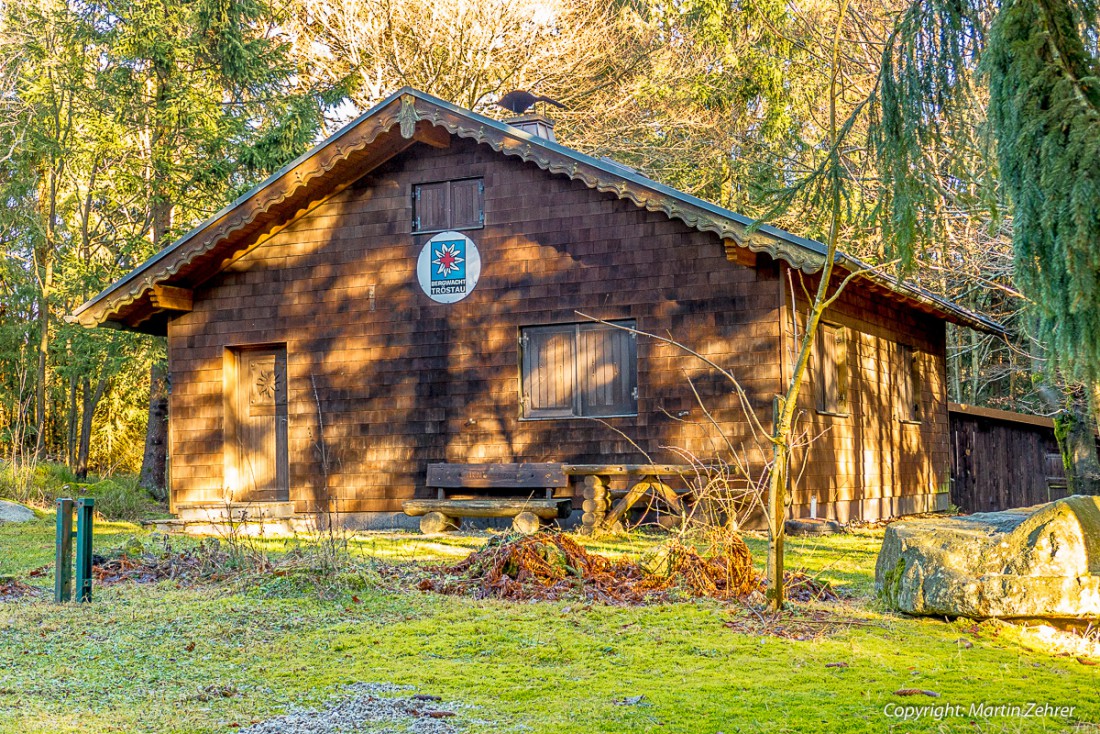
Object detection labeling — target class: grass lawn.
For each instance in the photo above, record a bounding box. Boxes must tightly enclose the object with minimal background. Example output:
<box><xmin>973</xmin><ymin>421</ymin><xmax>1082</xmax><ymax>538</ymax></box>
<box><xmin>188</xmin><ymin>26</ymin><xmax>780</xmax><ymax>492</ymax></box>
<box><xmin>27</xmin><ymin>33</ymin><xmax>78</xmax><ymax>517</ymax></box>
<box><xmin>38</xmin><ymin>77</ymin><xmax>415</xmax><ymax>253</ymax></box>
<box><xmin>1</xmin><ymin>515</ymin><xmax>1098</xmax><ymax>734</ymax></box>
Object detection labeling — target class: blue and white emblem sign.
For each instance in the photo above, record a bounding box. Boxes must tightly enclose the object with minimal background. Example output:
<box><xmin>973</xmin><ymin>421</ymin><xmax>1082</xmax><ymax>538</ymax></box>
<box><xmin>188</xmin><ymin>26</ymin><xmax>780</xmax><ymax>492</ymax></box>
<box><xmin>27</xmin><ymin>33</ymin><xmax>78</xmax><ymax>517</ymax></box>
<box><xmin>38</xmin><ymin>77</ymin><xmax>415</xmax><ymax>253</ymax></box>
<box><xmin>417</xmin><ymin>231</ymin><xmax>482</xmax><ymax>303</ymax></box>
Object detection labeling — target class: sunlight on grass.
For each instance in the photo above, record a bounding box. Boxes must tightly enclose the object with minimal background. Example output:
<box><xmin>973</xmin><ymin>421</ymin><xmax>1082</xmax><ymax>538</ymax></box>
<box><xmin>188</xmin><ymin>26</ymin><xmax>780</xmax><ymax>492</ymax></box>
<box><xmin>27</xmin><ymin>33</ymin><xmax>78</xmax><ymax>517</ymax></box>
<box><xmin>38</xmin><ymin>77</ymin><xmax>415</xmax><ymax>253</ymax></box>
<box><xmin>1</xmin><ymin>519</ymin><xmax>1096</xmax><ymax>734</ymax></box>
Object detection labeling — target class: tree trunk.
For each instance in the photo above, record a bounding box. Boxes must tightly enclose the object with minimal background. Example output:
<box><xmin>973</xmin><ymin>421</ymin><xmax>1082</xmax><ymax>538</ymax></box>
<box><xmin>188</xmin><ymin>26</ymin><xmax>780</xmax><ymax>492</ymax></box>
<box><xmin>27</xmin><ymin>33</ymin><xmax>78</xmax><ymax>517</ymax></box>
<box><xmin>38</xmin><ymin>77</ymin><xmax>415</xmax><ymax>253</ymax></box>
<box><xmin>766</xmin><ymin>435</ymin><xmax>789</xmax><ymax>609</ymax></box>
<box><xmin>34</xmin><ymin>281</ymin><xmax>49</xmax><ymax>457</ymax></box>
<box><xmin>76</xmin><ymin>375</ymin><xmax>109</xmax><ymax>480</ymax></box>
<box><xmin>1055</xmin><ymin>406</ymin><xmax>1100</xmax><ymax>496</ymax></box>
<box><xmin>66</xmin><ymin>369</ymin><xmax>78</xmax><ymax>468</ymax></box>
<box><xmin>138</xmin><ymin>362</ymin><xmax>169</xmax><ymax>499</ymax></box>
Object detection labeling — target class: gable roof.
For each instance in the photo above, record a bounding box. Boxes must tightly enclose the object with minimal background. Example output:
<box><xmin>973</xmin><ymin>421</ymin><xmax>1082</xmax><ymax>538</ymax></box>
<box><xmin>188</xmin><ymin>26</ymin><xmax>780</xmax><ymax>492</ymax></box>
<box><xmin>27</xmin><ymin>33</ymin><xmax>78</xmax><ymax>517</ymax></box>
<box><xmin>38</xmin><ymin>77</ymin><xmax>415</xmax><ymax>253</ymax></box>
<box><xmin>71</xmin><ymin>87</ymin><xmax>1006</xmax><ymax>337</ymax></box>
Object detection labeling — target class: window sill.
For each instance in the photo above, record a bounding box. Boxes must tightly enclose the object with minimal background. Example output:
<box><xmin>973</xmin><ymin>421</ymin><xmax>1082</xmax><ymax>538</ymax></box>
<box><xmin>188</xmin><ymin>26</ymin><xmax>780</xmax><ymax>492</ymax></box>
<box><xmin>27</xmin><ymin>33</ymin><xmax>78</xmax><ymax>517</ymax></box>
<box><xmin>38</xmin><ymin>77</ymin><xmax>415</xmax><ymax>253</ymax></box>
<box><xmin>816</xmin><ymin>410</ymin><xmax>850</xmax><ymax>418</ymax></box>
<box><xmin>520</xmin><ymin>413</ymin><xmax>639</xmax><ymax>422</ymax></box>
<box><xmin>413</xmin><ymin>224</ymin><xmax>485</xmax><ymax>236</ymax></box>
<box><xmin>898</xmin><ymin>419</ymin><xmax>923</xmax><ymax>425</ymax></box>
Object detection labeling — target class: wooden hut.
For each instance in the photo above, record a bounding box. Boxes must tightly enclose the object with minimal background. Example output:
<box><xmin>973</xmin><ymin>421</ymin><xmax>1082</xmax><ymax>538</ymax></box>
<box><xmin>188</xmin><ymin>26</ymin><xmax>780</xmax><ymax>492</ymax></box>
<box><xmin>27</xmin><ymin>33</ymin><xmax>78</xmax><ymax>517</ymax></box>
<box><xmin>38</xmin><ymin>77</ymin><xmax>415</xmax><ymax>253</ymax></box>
<box><xmin>948</xmin><ymin>403</ymin><xmax>1069</xmax><ymax>513</ymax></box>
<box><xmin>72</xmin><ymin>88</ymin><xmax>1005</xmax><ymax>528</ymax></box>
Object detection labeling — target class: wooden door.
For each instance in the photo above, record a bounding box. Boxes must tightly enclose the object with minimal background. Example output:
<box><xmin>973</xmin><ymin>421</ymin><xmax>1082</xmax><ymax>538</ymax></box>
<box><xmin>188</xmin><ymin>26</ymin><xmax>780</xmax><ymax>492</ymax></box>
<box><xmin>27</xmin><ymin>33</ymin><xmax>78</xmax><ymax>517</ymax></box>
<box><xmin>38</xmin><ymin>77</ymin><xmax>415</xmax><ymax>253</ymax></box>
<box><xmin>231</xmin><ymin>347</ymin><xmax>288</xmax><ymax>502</ymax></box>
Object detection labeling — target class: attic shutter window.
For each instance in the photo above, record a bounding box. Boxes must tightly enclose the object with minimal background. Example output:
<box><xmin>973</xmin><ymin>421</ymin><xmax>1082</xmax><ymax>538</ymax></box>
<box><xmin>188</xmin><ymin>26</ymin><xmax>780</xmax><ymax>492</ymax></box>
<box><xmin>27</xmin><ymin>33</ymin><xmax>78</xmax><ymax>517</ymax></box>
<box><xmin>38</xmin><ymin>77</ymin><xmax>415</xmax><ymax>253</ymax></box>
<box><xmin>815</xmin><ymin>323</ymin><xmax>848</xmax><ymax>414</ymax></box>
<box><xmin>521</xmin><ymin>321</ymin><xmax>637</xmax><ymax>419</ymax></box>
<box><xmin>898</xmin><ymin>345</ymin><xmax>921</xmax><ymax>422</ymax></box>
<box><xmin>413</xmin><ymin>178</ymin><xmax>483</xmax><ymax>233</ymax></box>
<box><xmin>450</xmin><ymin>179</ymin><xmax>484</xmax><ymax>229</ymax></box>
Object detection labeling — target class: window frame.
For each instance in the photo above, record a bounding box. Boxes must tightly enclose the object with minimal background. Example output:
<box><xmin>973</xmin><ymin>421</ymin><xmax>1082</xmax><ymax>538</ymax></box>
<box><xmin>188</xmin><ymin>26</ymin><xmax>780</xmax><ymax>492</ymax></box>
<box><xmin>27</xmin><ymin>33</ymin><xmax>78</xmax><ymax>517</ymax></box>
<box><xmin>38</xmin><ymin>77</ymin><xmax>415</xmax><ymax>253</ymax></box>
<box><xmin>412</xmin><ymin>177</ymin><xmax>485</xmax><ymax>235</ymax></box>
<box><xmin>814</xmin><ymin>322</ymin><xmax>850</xmax><ymax>417</ymax></box>
<box><xmin>519</xmin><ymin>320</ymin><xmax>639</xmax><ymax>421</ymax></box>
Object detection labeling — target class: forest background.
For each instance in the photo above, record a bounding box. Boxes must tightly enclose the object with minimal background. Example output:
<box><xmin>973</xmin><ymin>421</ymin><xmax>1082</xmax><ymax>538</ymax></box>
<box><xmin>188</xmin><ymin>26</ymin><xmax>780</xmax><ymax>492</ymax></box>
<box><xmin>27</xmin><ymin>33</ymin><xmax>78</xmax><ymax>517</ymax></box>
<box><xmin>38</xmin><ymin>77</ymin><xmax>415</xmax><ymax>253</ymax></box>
<box><xmin>1</xmin><ymin>0</ymin><xmax>1096</xmax><ymax>496</ymax></box>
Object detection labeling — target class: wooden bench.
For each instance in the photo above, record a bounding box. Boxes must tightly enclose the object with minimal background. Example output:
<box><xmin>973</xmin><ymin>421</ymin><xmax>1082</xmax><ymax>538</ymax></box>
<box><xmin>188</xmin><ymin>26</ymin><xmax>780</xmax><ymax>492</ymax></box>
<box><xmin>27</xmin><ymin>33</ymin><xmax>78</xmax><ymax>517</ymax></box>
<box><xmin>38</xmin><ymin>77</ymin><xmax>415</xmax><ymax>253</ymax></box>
<box><xmin>402</xmin><ymin>463</ymin><xmax>573</xmax><ymax>534</ymax></box>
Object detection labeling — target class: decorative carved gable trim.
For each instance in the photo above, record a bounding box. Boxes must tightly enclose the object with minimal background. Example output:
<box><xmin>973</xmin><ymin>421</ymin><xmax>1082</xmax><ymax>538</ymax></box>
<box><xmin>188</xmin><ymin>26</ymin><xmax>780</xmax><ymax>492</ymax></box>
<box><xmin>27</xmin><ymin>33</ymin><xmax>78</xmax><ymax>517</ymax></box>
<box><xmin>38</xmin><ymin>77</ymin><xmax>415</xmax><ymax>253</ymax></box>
<box><xmin>70</xmin><ymin>88</ymin><xmax>1002</xmax><ymax>337</ymax></box>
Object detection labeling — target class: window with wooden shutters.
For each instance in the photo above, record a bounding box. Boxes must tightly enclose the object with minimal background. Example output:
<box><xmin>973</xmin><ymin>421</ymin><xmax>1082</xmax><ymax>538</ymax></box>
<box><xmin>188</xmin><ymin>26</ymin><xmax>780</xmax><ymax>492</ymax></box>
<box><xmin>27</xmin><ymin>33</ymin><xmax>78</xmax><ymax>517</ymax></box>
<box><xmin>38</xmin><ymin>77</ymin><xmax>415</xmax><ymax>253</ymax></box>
<box><xmin>898</xmin><ymin>344</ymin><xmax>921</xmax><ymax>422</ymax></box>
<box><xmin>413</xmin><ymin>178</ymin><xmax>484</xmax><ymax>233</ymax></box>
<box><xmin>815</xmin><ymin>323</ymin><xmax>848</xmax><ymax>414</ymax></box>
<box><xmin>521</xmin><ymin>321</ymin><xmax>637</xmax><ymax>419</ymax></box>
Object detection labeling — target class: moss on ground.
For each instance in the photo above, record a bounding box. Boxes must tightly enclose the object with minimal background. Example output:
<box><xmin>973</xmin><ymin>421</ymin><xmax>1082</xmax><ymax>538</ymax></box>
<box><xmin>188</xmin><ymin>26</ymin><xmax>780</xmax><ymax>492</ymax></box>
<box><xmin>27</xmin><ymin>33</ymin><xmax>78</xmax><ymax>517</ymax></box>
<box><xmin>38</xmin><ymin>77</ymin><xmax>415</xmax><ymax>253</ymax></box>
<box><xmin>0</xmin><ymin>517</ymin><xmax>1097</xmax><ymax>733</ymax></box>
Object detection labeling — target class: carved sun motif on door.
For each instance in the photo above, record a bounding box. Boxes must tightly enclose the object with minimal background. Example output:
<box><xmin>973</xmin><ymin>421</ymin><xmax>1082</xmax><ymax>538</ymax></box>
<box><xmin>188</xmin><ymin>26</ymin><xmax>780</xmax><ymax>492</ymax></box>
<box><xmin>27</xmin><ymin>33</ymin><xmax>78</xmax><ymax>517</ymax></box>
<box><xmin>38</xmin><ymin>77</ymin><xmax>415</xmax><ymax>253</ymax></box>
<box><xmin>254</xmin><ymin>369</ymin><xmax>277</xmax><ymax>401</ymax></box>
<box><xmin>249</xmin><ymin>359</ymin><xmax>280</xmax><ymax>409</ymax></box>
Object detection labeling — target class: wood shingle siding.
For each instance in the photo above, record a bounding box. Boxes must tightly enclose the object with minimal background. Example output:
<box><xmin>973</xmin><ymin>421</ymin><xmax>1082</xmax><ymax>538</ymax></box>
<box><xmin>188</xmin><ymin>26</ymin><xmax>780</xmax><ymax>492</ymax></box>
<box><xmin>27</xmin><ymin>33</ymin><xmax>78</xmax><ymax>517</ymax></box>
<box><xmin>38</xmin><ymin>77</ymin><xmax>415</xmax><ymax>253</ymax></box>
<box><xmin>166</xmin><ymin>137</ymin><xmax>785</xmax><ymax>514</ymax></box>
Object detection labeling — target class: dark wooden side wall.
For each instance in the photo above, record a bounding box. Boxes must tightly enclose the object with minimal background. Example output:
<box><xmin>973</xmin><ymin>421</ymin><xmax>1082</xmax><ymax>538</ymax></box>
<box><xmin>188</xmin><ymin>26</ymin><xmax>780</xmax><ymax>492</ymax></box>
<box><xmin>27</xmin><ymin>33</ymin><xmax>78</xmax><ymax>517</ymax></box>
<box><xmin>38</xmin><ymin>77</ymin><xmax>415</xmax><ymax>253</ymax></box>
<box><xmin>783</xmin><ymin>271</ymin><xmax>951</xmax><ymax>522</ymax></box>
<box><xmin>948</xmin><ymin>404</ymin><xmax>1068</xmax><ymax>513</ymax></box>
<box><xmin>166</xmin><ymin>136</ymin><xmax>783</xmax><ymax>514</ymax></box>
<box><xmin>165</xmin><ymin>134</ymin><xmax>950</xmax><ymax>518</ymax></box>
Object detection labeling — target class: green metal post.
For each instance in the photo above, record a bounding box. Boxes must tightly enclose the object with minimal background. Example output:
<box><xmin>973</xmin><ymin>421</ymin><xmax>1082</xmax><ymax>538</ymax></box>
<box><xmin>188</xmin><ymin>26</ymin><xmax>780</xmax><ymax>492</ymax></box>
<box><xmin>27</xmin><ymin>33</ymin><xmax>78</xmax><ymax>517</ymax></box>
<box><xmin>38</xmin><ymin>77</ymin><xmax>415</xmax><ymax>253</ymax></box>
<box><xmin>54</xmin><ymin>498</ymin><xmax>74</xmax><ymax>602</ymax></box>
<box><xmin>75</xmin><ymin>498</ymin><xmax>95</xmax><ymax>603</ymax></box>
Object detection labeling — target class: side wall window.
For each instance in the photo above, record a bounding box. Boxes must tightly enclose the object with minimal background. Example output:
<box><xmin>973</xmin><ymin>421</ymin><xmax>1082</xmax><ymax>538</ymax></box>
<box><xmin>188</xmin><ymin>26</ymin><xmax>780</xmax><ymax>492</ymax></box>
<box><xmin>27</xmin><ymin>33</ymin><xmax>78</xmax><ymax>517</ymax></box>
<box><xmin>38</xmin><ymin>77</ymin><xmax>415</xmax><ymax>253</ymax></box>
<box><xmin>898</xmin><ymin>344</ymin><xmax>921</xmax><ymax>422</ymax></box>
<box><xmin>815</xmin><ymin>323</ymin><xmax>849</xmax><ymax>414</ymax></box>
<box><xmin>521</xmin><ymin>321</ymin><xmax>638</xmax><ymax>419</ymax></box>
<box><xmin>413</xmin><ymin>178</ymin><xmax>484</xmax><ymax>233</ymax></box>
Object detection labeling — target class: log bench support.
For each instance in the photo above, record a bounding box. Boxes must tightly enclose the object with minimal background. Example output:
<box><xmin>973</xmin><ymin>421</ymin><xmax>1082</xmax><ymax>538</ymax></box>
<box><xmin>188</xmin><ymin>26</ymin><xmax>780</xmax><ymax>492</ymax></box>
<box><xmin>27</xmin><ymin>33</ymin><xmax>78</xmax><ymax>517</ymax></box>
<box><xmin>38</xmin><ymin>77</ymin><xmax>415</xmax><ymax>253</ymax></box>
<box><xmin>566</xmin><ymin>464</ymin><xmax>696</xmax><ymax>536</ymax></box>
<box><xmin>580</xmin><ymin>475</ymin><xmax>613</xmax><ymax>535</ymax></box>
<box><xmin>403</xmin><ymin>498</ymin><xmax>572</xmax><ymax>535</ymax></box>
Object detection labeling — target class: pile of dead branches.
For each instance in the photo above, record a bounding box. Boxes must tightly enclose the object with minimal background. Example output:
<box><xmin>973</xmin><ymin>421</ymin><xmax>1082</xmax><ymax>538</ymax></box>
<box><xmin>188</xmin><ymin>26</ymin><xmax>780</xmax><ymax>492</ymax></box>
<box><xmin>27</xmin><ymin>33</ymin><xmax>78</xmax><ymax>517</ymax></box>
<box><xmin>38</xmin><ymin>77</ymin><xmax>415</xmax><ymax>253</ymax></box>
<box><xmin>780</xmin><ymin>572</ymin><xmax>841</xmax><ymax>603</ymax></box>
<box><xmin>0</xmin><ymin>578</ymin><xmax>41</xmax><ymax>601</ymax></box>
<box><xmin>417</xmin><ymin>532</ymin><xmax>760</xmax><ymax>604</ymax></box>
<box><xmin>92</xmin><ymin>538</ymin><xmax>273</xmax><ymax>586</ymax></box>
<box><xmin>94</xmin><ymin>553</ymin><xmax>198</xmax><ymax>584</ymax></box>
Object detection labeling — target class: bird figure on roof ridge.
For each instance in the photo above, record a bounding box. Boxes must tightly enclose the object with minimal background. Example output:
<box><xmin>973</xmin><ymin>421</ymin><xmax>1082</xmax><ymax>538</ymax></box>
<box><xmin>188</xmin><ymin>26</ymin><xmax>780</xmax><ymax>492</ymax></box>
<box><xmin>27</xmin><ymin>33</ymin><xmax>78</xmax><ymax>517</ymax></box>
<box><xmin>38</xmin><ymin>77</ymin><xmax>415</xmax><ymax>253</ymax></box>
<box><xmin>495</xmin><ymin>90</ymin><xmax>567</xmax><ymax>115</ymax></box>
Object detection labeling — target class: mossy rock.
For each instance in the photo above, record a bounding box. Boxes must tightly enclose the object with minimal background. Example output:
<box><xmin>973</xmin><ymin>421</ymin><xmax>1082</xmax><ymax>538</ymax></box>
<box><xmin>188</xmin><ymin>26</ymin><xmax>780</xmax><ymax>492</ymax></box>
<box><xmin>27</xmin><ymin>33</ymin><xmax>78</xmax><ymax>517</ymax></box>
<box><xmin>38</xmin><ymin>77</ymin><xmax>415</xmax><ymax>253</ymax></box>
<box><xmin>875</xmin><ymin>495</ymin><xmax>1100</xmax><ymax>619</ymax></box>
<box><xmin>0</xmin><ymin>500</ymin><xmax>36</xmax><ymax>524</ymax></box>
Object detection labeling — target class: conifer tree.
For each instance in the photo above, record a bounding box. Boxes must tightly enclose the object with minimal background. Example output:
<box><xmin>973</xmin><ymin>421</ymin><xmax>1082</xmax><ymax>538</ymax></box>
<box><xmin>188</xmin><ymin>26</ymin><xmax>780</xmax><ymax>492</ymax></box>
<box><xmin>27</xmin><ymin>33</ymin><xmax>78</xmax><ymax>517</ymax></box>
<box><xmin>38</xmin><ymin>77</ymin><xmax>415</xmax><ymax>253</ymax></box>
<box><xmin>871</xmin><ymin>0</ymin><xmax>1100</xmax><ymax>447</ymax></box>
<box><xmin>103</xmin><ymin>0</ymin><xmax>337</xmax><ymax>494</ymax></box>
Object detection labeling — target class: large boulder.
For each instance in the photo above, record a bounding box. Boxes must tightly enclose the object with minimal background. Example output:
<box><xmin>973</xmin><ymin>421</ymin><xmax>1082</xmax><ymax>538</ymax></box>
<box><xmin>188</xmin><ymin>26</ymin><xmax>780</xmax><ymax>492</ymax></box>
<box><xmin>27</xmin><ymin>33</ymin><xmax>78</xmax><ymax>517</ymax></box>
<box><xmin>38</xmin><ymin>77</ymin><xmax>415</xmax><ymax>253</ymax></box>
<box><xmin>0</xmin><ymin>500</ymin><xmax>36</xmax><ymax>523</ymax></box>
<box><xmin>875</xmin><ymin>495</ymin><xmax>1100</xmax><ymax>619</ymax></box>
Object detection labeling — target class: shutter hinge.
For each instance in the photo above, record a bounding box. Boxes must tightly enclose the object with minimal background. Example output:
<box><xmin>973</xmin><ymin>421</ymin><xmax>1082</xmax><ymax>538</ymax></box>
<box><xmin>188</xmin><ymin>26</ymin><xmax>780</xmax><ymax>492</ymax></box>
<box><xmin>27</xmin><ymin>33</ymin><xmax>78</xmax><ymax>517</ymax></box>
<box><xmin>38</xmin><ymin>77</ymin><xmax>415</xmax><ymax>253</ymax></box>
<box><xmin>478</xmin><ymin>180</ymin><xmax>484</xmax><ymax>193</ymax></box>
<box><xmin>519</xmin><ymin>333</ymin><xmax>529</xmax><ymax>348</ymax></box>
<box><xmin>631</xmin><ymin>386</ymin><xmax>639</xmax><ymax>400</ymax></box>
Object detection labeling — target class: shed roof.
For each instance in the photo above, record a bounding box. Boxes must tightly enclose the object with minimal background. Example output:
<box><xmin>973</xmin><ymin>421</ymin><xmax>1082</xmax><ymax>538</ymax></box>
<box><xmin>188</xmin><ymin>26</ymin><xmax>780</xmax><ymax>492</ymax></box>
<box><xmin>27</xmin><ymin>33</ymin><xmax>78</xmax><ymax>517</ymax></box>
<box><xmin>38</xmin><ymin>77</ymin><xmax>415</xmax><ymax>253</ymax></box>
<box><xmin>71</xmin><ymin>87</ymin><xmax>1006</xmax><ymax>337</ymax></box>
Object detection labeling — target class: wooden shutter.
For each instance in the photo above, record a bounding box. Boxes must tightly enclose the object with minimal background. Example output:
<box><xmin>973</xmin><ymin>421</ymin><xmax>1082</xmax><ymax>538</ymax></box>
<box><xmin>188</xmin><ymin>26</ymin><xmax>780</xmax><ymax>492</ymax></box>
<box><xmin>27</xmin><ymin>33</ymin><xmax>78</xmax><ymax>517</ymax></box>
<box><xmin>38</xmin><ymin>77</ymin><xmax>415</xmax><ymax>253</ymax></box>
<box><xmin>450</xmin><ymin>179</ymin><xmax>483</xmax><ymax>229</ymax></box>
<box><xmin>414</xmin><ymin>182</ymin><xmax>448</xmax><ymax>232</ymax></box>
<box><xmin>815</xmin><ymin>324</ymin><xmax>848</xmax><ymax>413</ymax></box>
<box><xmin>907</xmin><ymin>346</ymin><xmax>921</xmax><ymax>421</ymax></box>
<box><xmin>897</xmin><ymin>345</ymin><xmax>919</xmax><ymax>421</ymax></box>
<box><xmin>522</xmin><ymin>326</ymin><xmax>576</xmax><ymax>418</ymax></box>
<box><xmin>835</xmin><ymin>326</ymin><xmax>849</xmax><ymax>410</ymax></box>
<box><xmin>579</xmin><ymin>322</ymin><xmax>637</xmax><ymax>417</ymax></box>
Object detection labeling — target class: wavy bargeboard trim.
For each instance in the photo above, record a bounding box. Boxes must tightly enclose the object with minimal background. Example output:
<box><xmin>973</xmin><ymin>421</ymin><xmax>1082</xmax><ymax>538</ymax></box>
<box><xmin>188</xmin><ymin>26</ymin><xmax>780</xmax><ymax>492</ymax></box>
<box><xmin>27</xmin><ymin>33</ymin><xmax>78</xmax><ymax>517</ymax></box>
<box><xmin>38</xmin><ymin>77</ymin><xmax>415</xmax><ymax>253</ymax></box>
<box><xmin>70</xmin><ymin>88</ymin><xmax>1002</xmax><ymax>336</ymax></box>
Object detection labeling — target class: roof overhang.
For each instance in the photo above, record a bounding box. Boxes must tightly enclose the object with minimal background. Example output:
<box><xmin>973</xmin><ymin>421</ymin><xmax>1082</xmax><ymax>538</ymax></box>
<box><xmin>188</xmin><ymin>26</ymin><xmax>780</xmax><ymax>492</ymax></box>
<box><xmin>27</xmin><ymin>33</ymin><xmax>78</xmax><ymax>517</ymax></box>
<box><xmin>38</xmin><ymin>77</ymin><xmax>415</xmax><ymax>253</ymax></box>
<box><xmin>71</xmin><ymin>87</ymin><xmax>1007</xmax><ymax>338</ymax></box>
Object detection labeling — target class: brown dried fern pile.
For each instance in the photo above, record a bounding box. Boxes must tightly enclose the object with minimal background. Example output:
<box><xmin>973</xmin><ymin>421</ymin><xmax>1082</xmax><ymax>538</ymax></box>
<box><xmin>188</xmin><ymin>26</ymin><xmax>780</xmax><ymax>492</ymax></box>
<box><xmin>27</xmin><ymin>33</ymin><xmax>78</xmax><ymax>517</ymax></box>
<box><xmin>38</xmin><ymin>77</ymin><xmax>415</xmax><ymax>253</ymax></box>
<box><xmin>417</xmin><ymin>532</ymin><xmax>759</xmax><ymax>604</ymax></box>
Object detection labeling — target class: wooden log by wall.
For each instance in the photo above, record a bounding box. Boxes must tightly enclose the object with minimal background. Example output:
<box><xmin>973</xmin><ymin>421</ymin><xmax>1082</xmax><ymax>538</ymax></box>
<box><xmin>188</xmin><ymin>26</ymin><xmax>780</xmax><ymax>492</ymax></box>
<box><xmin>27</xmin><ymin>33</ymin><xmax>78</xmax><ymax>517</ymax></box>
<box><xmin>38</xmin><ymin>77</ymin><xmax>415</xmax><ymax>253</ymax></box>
<box><xmin>948</xmin><ymin>403</ymin><xmax>1068</xmax><ymax>514</ymax></box>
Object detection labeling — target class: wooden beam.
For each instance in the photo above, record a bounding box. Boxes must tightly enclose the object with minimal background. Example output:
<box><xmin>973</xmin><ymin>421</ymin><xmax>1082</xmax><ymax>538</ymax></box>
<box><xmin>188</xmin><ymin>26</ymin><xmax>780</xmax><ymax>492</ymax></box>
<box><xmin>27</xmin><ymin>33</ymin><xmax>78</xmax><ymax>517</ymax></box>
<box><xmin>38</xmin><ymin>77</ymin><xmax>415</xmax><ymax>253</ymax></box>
<box><xmin>724</xmin><ymin>239</ymin><xmax>758</xmax><ymax>268</ymax></box>
<box><xmin>402</xmin><ymin>498</ymin><xmax>571</xmax><ymax>519</ymax></box>
<box><xmin>413</xmin><ymin>121</ymin><xmax>451</xmax><ymax>149</ymax></box>
<box><xmin>150</xmin><ymin>285</ymin><xmax>193</xmax><ymax>312</ymax></box>
<box><xmin>563</xmin><ymin>464</ymin><xmax>707</xmax><ymax>476</ymax></box>
<box><xmin>427</xmin><ymin>462</ymin><xmax>567</xmax><ymax>489</ymax></box>
<box><xmin>948</xmin><ymin>402</ymin><xmax>1056</xmax><ymax>430</ymax></box>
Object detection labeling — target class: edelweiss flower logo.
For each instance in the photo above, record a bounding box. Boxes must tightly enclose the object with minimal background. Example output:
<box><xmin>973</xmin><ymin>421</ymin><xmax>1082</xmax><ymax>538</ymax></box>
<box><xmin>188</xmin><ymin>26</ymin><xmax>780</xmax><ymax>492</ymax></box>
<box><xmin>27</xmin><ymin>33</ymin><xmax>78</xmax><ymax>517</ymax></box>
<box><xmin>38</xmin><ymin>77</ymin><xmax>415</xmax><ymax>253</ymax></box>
<box><xmin>432</xmin><ymin>243</ymin><xmax>464</xmax><ymax>278</ymax></box>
